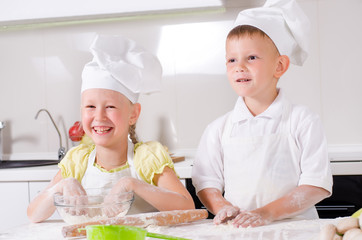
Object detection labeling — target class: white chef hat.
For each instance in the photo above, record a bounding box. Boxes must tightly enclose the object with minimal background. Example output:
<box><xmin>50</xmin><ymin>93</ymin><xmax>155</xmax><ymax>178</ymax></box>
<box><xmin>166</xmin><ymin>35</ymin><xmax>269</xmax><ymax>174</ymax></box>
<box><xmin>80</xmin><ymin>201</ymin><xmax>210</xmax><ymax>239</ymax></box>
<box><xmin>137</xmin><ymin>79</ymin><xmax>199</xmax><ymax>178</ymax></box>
<box><xmin>81</xmin><ymin>34</ymin><xmax>162</xmax><ymax>103</ymax></box>
<box><xmin>233</xmin><ymin>0</ymin><xmax>311</xmax><ymax>66</ymax></box>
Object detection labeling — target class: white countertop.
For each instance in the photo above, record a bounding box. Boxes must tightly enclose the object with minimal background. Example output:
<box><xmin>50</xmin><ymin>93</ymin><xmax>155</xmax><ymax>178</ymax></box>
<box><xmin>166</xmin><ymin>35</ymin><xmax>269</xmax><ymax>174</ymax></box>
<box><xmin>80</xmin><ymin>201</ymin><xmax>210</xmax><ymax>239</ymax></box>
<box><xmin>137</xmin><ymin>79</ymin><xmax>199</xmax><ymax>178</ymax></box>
<box><xmin>0</xmin><ymin>217</ymin><xmax>343</xmax><ymax>240</ymax></box>
<box><xmin>1</xmin><ymin>145</ymin><xmax>362</xmax><ymax>182</ymax></box>
<box><xmin>2</xmin><ymin>157</ymin><xmax>362</xmax><ymax>182</ymax></box>
<box><xmin>0</xmin><ymin>158</ymin><xmax>194</xmax><ymax>182</ymax></box>
<box><xmin>2</xmin><ymin>158</ymin><xmax>362</xmax><ymax>182</ymax></box>
<box><xmin>0</xmin><ymin>164</ymin><xmax>59</xmax><ymax>182</ymax></box>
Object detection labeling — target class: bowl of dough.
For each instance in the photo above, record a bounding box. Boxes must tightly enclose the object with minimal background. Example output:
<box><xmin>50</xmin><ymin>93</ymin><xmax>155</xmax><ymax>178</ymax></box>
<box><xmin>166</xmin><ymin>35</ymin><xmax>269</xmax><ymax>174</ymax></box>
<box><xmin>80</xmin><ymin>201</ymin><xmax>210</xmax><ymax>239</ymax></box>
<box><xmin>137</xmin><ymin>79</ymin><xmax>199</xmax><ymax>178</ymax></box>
<box><xmin>54</xmin><ymin>188</ymin><xmax>134</xmax><ymax>224</ymax></box>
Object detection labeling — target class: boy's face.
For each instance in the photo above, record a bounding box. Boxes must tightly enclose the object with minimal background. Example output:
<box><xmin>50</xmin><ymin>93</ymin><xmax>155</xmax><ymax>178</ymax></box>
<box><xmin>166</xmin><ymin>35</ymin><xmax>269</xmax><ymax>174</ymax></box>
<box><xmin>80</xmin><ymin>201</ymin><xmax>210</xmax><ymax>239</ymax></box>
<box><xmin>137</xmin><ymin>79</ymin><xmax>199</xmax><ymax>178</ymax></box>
<box><xmin>81</xmin><ymin>88</ymin><xmax>139</xmax><ymax>149</ymax></box>
<box><xmin>225</xmin><ymin>34</ymin><xmax>280</xmax><ymax>101</ymax></box>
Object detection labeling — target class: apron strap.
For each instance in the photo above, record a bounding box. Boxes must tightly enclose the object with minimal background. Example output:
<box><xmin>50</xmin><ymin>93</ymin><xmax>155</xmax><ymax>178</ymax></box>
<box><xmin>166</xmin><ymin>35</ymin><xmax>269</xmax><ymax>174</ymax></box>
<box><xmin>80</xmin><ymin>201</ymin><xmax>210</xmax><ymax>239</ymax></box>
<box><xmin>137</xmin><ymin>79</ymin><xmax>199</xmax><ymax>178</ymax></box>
<box><xmin>280</xmin><ymin>100</ymin><xmax>292</xmax><ymax>135</ymax></box>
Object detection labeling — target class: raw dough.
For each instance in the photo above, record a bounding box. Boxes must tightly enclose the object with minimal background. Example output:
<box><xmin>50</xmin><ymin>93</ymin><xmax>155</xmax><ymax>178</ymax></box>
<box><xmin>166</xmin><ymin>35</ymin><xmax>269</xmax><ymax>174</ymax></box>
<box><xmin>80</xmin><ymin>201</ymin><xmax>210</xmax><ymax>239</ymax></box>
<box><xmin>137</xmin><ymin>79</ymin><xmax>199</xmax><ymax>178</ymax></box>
<box><xmin>336</xmin><ymin>217</ymin><xmax>359</xmax><ymax>235</ymax></box>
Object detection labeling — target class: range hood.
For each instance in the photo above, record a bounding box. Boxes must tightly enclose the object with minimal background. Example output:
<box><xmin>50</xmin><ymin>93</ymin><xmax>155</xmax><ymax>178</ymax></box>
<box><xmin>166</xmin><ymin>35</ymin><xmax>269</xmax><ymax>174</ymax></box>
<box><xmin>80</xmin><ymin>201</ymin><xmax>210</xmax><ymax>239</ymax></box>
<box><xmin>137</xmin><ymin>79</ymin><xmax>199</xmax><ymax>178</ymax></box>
<box><xmin>0</xmin><ymin>0</ymin><xmax>224</xmax><ymax>25</ymax></box>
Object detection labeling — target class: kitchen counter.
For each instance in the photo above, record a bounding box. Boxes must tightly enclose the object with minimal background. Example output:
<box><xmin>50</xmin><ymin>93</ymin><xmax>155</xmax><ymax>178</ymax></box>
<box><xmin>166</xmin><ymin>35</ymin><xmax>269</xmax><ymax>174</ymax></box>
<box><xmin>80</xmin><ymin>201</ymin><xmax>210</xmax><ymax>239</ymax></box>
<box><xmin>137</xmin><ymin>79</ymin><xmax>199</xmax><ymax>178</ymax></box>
<box><xmin>0</xmin><ymin>217</ymin><xmax>342</xmax><ymax>240</ymax></box>
<box><xmin>0</xmin><ymin>158</ymin><xmax>194</xmax><ymax>182</ymax></box>
<box><xmin>0</xmin><ymin>164</ymin><xmax>59</xmax><ymax>182</ymax></box>
<box><xmin>1</xmin><ymin>153</ymin><xmax>362</xmax><ymax>182</ymax></box>
<box><xmin>1</xmin><ymin>146</ymin><xmax>362</xmax><ymax>182</ymax></box>
<box><xmin>1</xmin><ymin>144</ymin><xmax>362</xmax><ymax>182</ymax></box>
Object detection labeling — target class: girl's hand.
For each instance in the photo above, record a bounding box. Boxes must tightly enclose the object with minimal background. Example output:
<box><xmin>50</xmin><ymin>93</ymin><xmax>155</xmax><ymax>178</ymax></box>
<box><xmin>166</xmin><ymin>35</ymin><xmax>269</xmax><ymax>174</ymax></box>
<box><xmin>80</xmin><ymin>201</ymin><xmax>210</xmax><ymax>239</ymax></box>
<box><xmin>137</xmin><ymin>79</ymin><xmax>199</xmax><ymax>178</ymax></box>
<box><xmin>103</xmin><ymin>177</ymin><xmax>135</xmax><ymax>217</ymax></box>
<box><xmin>59</xmin><ymin>178</ymin><xmax>87</xmax><ymax>197</ymax></box>
<box><xmin>213</xmin><ymin>205</ymin><xmax>240</xmax><ymax>225</ymax></box>
<box><xmin>231</xmin><ymin>209</ymin><xmax>272</xmax><ymax>228</ymax></box>
<box><xmin>109</xmin><ymin>176</ymin><xmax>134</xmax><ymax>194</ymax></box>
<box><xmin>103</xmin><ymin>191</ymin><xmax>133</xmax><ymax>217</ymax></box>
<box><xmin>53</xmin><ymin>178</ymin><xmax>88</xmax><ymax>215</ymax></box>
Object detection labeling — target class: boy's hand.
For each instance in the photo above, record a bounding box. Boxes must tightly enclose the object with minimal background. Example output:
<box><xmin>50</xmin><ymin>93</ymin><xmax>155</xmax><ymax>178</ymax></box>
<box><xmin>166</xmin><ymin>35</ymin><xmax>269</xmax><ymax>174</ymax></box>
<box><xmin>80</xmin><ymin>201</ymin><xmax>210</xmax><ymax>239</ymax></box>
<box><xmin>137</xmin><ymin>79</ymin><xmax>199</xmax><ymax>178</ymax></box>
<box><xmin>213</xmin><ymin>205</ymin><xmax>240</xmax><ymax>225</ymax></box>
<box><xmin>231</xmin><ymin>209</ymin><xmax>272</xmax><ymax>228</ymax></box>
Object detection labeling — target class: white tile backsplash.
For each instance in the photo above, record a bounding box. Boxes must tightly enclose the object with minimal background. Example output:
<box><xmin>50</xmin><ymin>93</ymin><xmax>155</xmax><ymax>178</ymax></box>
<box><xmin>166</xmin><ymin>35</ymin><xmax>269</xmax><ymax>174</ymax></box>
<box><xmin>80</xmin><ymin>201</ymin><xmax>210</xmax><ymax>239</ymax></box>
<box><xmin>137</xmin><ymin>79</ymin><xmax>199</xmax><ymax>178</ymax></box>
<box><xmin>0</xmin><ymin>0</ymin><xmax>362</xmax><ymax>158</ymax></box>
<box><xmin>318</xmin><ymin>0</ymin><xmax>362</xmax><ymax>145</ymax></box>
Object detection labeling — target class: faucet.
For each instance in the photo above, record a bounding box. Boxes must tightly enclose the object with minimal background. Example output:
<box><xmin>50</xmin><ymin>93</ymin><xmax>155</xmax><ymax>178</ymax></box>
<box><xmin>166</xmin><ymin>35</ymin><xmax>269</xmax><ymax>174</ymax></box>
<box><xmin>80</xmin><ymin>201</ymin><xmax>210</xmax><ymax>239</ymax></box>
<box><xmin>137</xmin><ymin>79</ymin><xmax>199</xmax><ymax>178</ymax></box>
<box><xmin>0</xmin><ymin>121</ymin><xmax>5</xmax><ymax>161</ymax></box>
<box><xmin>35</xmin><ymin>109</ymin><xmax>66</xmax><ymax>160</ymax></box>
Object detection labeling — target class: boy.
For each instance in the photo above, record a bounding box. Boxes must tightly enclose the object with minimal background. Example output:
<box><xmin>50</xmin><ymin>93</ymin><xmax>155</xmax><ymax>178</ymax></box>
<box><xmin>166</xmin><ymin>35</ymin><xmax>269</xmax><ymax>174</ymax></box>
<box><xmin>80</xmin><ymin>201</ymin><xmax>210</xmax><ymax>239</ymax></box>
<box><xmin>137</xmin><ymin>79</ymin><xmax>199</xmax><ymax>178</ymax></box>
<box><xmin>192</xmin><ymin>0</ymin><xmax>332</xmax><ymax>228</ymax></box>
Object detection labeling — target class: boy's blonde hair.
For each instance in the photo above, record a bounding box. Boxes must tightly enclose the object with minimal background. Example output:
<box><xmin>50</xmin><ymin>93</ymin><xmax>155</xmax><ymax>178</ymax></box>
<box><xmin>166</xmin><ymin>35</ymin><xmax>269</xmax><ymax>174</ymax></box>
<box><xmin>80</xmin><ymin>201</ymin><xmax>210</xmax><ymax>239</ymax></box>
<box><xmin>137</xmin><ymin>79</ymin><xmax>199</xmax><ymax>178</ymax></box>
<box><xmin>227</xmin><ymin>25</ymin><xmax>279</xmax><ymax>54</ymax></box>
<box><xmin>227</xmin><ymin>25</ymin><xmax>267</xmax><ymax>39</ymax></box>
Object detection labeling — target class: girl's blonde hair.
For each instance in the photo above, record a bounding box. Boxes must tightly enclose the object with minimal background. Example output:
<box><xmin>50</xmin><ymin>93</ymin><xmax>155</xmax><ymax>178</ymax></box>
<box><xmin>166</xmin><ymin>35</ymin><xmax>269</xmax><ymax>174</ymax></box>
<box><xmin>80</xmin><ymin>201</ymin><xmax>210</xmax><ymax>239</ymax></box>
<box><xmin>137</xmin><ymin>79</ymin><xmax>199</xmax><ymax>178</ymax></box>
<box><xmin>129</xmin><ymin>124</ymin><xmax>138</xmax><ymax>144</ymax></box>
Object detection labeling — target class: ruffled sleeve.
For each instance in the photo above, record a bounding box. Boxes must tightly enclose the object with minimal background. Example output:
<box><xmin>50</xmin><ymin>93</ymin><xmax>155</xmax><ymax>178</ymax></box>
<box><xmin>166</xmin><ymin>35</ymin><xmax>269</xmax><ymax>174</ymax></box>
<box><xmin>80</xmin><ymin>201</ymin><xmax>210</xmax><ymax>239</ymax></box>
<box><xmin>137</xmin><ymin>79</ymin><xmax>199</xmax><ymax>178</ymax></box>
<box><xmin>133</xmin><ymin>141</ymin><xmax>176</xmax><ymax>185</ymax></box>
<box><xmin>58</xmin><ymin>141</ymin><xmax>95</xmax><ymax>183</ymax></box>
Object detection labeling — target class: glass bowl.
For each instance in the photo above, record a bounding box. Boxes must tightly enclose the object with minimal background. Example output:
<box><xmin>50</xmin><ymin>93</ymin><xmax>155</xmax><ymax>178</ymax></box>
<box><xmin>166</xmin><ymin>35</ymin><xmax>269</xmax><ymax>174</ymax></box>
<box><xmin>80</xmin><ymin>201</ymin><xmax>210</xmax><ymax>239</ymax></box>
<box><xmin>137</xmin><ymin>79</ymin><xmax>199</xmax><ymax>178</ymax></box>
<box><xmin>54</xmin><ymin>189</ymin><xmax>134</xmax><ymax>224</ymax></box>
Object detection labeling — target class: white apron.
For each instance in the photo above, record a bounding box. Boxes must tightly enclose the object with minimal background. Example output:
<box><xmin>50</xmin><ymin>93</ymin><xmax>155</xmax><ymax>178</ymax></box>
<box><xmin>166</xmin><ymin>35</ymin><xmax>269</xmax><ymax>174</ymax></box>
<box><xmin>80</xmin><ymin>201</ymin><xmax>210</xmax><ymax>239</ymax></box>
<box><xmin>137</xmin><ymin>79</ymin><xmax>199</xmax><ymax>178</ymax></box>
<box><xmin>81</xmin><ymin>142</ymin><xmax>157</xmax><ymax>214</ymax></box>
<box><xmin>222</xmin><ymin>101</ymin><xmax>318</xmax><ymax>219</ymax></box>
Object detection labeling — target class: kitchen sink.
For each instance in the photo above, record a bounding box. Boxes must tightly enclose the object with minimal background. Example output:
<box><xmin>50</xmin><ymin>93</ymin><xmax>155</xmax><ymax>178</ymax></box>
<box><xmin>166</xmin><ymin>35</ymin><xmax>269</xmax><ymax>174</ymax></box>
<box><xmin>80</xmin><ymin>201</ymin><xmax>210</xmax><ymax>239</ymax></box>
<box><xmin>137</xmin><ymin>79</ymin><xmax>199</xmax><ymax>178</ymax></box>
<box><xmin>0</xmin><ymin>160</ymin><xmax>59</xmax><ymax>169</ymax></box>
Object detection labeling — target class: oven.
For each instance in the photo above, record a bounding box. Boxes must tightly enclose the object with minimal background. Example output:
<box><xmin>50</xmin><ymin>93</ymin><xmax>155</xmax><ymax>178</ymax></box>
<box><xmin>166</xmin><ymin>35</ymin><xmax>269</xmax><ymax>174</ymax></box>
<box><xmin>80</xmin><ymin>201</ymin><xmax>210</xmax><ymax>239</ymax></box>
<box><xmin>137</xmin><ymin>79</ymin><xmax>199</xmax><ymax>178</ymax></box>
<box><xmin>316</xmin><ymin>148</ymin><xmax>362</xmax><ymax>218</ymax></box>
<box><xmin>316</xmin><ymin>175</ymin><xmax>362</xmax><ymax>218</ymax></box>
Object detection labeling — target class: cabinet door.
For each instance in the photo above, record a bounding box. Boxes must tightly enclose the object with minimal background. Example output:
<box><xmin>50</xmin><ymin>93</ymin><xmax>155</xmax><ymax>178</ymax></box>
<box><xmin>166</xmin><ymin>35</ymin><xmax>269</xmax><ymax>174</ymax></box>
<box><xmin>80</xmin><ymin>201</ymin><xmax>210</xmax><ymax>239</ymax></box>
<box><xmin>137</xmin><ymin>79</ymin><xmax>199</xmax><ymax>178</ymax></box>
<box><xmin>0</xmin><ymin>182</ymin><xmax>29</xmax><ymax>231</ymax></box>
<box><xmin>28</xmin><ymin>181</ymin><xmax>61</xmax><ymax>220</ymax></box>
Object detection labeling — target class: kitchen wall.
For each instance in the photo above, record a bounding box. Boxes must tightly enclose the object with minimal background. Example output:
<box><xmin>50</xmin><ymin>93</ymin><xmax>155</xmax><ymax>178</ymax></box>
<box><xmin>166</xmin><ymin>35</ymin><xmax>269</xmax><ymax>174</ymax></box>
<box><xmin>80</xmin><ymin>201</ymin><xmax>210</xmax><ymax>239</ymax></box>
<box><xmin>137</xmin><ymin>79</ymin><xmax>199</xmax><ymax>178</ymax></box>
<box><xmin>1</xmin><ymin>0</ymin><xmax>362</xmax><ymax>159</ymax></box>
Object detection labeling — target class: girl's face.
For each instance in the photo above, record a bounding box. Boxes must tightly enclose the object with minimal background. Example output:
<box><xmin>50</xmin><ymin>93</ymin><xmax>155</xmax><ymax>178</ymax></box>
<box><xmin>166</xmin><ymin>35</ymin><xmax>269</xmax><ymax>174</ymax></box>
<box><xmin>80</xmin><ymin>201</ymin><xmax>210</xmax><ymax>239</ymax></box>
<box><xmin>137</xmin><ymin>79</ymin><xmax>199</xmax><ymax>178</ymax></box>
<box><xmin>225</xmin><ymin>34</ymin><xmax>280</xmax><ymax>102</ymax></box>
<box><xmin>81</xmin><ymin>89</ymin><xmax>140</xmax><ymax>149</ymax></box>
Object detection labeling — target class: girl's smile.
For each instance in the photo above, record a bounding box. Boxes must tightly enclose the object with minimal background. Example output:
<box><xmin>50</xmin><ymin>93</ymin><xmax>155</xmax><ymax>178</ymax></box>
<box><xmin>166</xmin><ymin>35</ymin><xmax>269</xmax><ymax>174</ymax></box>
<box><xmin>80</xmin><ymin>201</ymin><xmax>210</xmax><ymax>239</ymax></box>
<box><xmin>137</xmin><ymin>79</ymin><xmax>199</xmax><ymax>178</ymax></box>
<box><xmin>81</xmin><ymin>88</ymin><xmax>139</xmax><ymax>150</ymax></box>
<box><xmin>92</xmin><ymin>126</ymin><xmax>113</xmax><ymax>134</ymax></box>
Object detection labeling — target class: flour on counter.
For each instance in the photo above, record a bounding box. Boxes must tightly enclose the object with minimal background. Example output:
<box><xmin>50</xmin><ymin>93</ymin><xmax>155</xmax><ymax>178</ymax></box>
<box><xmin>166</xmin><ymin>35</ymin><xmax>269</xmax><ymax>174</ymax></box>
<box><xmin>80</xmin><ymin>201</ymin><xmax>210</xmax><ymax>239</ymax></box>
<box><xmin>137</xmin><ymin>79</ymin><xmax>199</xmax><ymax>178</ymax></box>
<box><xmin>0</xmin><ymin>220</ymin><xmax>69</xmax><ymax>240</ymax></box>
<box><xmin>146</xmin><ymin>218</ymin><xmax>341</xmax><ymax>240</ymax></box>
<box><xmin>0</xmin><ymin>217</ymin><xmax>343</xmax><ymax>240</ymax></box>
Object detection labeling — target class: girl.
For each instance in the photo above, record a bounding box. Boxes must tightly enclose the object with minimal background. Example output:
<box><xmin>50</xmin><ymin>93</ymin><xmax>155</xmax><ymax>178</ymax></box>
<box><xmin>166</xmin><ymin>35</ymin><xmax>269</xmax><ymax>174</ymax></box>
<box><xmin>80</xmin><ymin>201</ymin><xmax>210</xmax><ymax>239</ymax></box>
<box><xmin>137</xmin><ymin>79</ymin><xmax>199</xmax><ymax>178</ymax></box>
<box><xmin>27</xmin><ymin>35</ymin><xmax>194</xmax><ymax>223</ymax></box>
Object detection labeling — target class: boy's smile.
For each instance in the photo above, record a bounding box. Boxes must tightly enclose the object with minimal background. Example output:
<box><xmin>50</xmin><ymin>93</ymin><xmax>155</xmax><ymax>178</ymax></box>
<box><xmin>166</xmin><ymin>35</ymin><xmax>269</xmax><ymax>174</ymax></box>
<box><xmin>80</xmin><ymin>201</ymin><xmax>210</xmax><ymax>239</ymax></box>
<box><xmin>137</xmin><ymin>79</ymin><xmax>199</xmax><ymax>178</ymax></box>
<box><xmin>236</xmin><ymin>79</ymin><xmax>251</xmax><ymax>82</ymax></box>
<box><xmin>235</xmin><ymin>76</ymin><xmax>252</xmax><ymax>83</ymax></box>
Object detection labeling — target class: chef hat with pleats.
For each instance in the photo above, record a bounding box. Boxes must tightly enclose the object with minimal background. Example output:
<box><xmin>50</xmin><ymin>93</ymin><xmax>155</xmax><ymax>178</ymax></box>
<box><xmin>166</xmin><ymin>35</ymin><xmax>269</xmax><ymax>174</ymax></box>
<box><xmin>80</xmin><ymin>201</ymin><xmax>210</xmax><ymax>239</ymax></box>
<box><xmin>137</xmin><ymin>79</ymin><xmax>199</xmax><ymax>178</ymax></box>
<box><xmin>81</xmin><ymin>34</ymin><xmax>162</xmax><ymax>103</ymax></box>
<box><xmin>233</xmin><ymin>0</ymin><xmax>311</xmax><ymax>66</ymax></box>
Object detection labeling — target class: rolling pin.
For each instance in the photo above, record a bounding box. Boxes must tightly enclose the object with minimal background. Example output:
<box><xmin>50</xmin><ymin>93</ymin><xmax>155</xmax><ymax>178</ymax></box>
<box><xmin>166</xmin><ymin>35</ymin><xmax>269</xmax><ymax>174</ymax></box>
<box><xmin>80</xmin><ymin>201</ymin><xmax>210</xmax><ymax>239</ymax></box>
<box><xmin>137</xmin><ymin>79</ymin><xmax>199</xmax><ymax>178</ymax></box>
<box><xmin>62</xmin><ymin>209</ymin><xmax>208</xmax><ymax>238</ymax></box>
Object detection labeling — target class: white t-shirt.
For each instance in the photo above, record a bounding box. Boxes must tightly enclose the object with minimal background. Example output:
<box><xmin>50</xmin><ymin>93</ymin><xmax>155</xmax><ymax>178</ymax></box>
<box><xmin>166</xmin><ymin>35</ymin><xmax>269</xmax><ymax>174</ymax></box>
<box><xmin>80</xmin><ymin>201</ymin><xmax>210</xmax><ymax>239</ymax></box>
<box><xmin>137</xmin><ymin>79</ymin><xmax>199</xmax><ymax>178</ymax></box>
<box><xmin>192</xmin><ymin>89</ymin><xmax>333</xmax><ymax>203</ymax></box>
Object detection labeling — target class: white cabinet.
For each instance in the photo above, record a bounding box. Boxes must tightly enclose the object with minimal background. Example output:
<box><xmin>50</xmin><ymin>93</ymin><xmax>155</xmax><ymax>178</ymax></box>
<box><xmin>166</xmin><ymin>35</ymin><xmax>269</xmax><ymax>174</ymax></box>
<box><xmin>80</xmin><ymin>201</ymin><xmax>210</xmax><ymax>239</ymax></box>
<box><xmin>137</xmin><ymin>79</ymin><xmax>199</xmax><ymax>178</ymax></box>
<box><xmin>0</xmin><ymin>180</ymin><xmax>61</xmax><ymax>232</ymax></box>
<box><xmin>0</xmin><ymin>159</ymin><xmax>192</xmax><ymax>232</ymax></box>
<box><xmin>0</xmin><ymin>182</ymin><xmax>29</xmax><ymax>231</ymax></box>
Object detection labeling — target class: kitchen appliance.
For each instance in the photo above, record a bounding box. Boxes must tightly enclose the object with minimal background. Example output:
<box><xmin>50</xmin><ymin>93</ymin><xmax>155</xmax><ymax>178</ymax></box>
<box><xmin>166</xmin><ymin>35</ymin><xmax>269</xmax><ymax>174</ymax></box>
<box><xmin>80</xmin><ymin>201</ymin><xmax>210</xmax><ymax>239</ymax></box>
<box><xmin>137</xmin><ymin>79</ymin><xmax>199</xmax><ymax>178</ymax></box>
<box><xmin>316</xmin><ymin>148</ymin><xmax>362</xmax><ymax>218</ymax></box>
<box><xmin>316</xmin><ymin>175</ymin><xmax>362</xmax><ymax>218</ymax></box>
